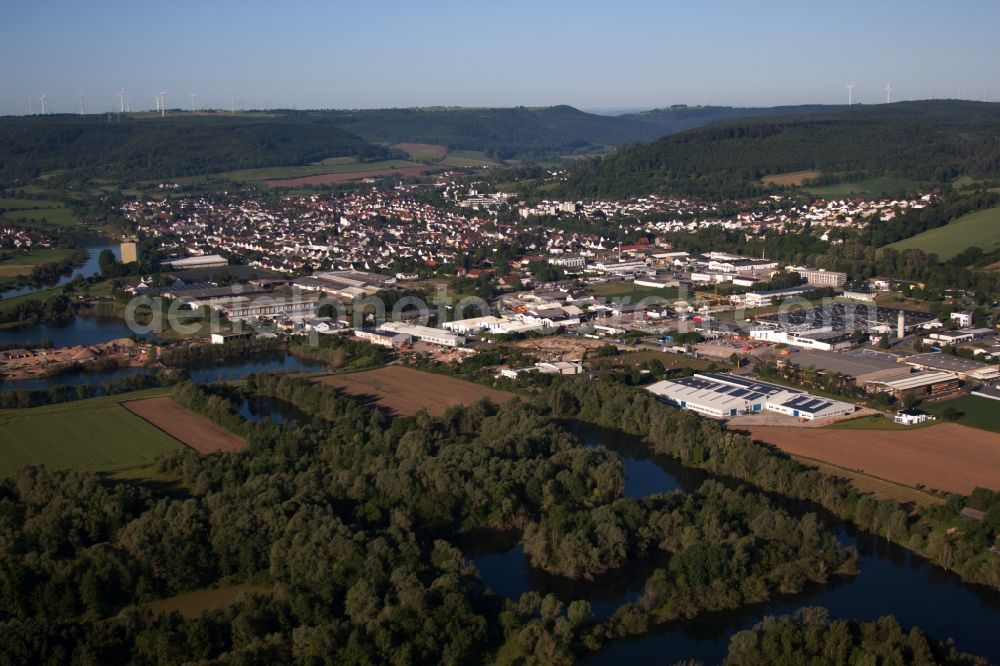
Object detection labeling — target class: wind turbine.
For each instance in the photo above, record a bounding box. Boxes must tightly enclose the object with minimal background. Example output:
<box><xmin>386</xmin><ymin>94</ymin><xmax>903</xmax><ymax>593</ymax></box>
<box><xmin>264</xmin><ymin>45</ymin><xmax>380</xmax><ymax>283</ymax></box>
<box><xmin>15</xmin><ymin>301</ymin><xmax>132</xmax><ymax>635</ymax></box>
<box><xmin>78</xmin><ymin>93</ymin><xmax>85</xmax><ymax>115</ymax></box>
<box><xmin>125</xmin><ymin>96</ymin><xmax>131</xmax><ymax>113</ymax></box>
<box><xmin>38</xmin><ymin>93</ymin><xmax>47</xmax><ymax>115</ymax></box>
<box><xmin>230</xmin><ymin>97</ymin><xmax>237</xmax><ymax>116</ymax></box>
<box><xmin>159</xmin><ymin>90</ymin><xmax>167</xmax><ymax>117</ymax></box>
<box><xmin>118</xmin><ymin>89</ymin><xmax>126</xmax><ymax>114</ymax></box>
<box><xmin>845</xmin><ymin>83</ymin><xmax>854</xmax><ymax>106</ymax></box>
<box><xmin>189</xmin><ymin>92</ymin><xmax>197</xmax><ymax>112</ymax></box>
<box><xmin>883</xmin><ymin>83</ymin><xmax>892</xmax><ymax>104</ymax></box>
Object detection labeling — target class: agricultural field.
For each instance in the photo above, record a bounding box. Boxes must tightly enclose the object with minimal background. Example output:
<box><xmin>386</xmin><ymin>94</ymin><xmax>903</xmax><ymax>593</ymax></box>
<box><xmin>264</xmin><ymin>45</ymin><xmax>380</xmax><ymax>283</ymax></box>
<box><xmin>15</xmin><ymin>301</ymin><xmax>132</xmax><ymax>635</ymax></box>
<box><xmin>219</xmin><ymin>157</ymin><xmax>424</xmax><ymax>184</ymax></box>
<box><xmin>760</xmin><ymin>170</ymin><xmax>821</xmax><ymax>186</ymax></box>
<box><xmin>740</xmin><ymin>423</ymin><xmax>1000</xmax><ymax>495</ymax></box>
<box><xmin>0</xmin><ymin>199</ymin><xmax>78</xmax><ymax>227</ymax></box>
<box><xmin>264</xmin><ymin>163</ymin><xmax>439</xmax><ymax>187</ymax></box>
<box><xmin>887</xmin><ymin>206</ymin><xmax>1000</xmax><ymax>260</ymax></box>
<box><xmin>923</xmin><ymin>394</ymin><xmax>1000</xmax><ymax>433</ymax></box>
<box><xmin>586</xmin><ymin>282</ymin><xmax>679</xmax><ymax>303</ymax></box>
<box><xmin>315</xmin><ymin>366</ymin><xmax>516</xmax><ymax>416</ymax></box>
<box><xmin>123</xmin><ymin>396</ymin><xmax>246</xmax><ymax>453</ymax></box>
<box><xmin>438</xmin><ymin>150</ymin><xmax>502</xmax><ymax>167</ymax></box>
<box><xmin>0</xmin><ymin>247</ymin><xmax>76</xmax><ymax>279</ymax></box>
<box><xmin>806</xmin><ymin>177</ymin><xmax>922</xmax><ymax>198</ymax></box>
<box><xmin>0</xmin><ymin>197</ymin><xmax>66</xmax><ymax>211</ymax></box>
<box><xmin>0</xmin><ymin>390</ymin><xmax>184</xmax><ymax>479</ymax></box>
<box><xmin>394</xmin><ymin>143</ymin><xmax>448</xmax><ymax>160</ymax></box>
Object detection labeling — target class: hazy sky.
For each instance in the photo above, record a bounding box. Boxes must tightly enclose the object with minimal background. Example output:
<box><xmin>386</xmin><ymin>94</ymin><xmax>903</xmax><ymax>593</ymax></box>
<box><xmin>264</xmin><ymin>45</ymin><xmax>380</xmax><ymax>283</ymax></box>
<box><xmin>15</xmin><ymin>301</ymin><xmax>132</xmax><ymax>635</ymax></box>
<box><xmin>3</xmin><ymin>0</ymin><xmax>999</xmax><ymax>115</ymax></box>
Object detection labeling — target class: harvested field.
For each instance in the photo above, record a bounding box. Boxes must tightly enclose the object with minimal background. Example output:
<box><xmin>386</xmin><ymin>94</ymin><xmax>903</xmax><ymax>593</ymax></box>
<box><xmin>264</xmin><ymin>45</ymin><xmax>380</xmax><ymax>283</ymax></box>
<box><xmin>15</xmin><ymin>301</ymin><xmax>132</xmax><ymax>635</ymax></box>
<box><xmin>761</xmin><ymin>170</ymin><xmax>821</xmax><ymax>186</ymax></box>
<box><xmin>315</xmin><ymin>366</ymin><xmax>516</xmax><ymax>416</ymax></box>
<box><xmin>264</xmin><ymin>165</ymin><xmax>438</xmax><ymax>187</ymax></box>
<box><xmin>123</xmin><ymin>396</ymin><xmax>245</xmax><ymax>453</ymax></box>
<box><xmin>739</xmin><ymin>423</ymin><xmax>1000</xmax><ymax>495</ymax></box>
<box><xmin>395</xmin><ymin>142</ymin><xmax>447</xmax><ymax>160</ymax></box>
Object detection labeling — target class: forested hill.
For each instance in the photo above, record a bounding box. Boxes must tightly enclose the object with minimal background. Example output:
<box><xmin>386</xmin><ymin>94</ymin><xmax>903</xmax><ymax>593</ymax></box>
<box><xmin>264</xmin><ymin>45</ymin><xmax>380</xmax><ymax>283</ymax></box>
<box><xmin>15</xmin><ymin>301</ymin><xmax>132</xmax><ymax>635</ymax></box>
<box><xmin>312</xmin><ymin>105</ymin><xmax>665</xmax><ymax>160</ymax></box>
<box><xmin>561</xmin><ymin>100</ymin><xmax>1000</xmax><ymax>199</ymax></box>
<box><xmin>314</xmin><ymin>105</ymin><xmax>859</xmax><ymax>160</ymax></box>
<box><xmin>619</xmin><ymin>103</ymin><xmax>850</xmax><ymax>134</ymax></box>
<box><xmin>0</xmin><ymin>113</ymin><xmax>390</xmax><ymax>183</ymax></box>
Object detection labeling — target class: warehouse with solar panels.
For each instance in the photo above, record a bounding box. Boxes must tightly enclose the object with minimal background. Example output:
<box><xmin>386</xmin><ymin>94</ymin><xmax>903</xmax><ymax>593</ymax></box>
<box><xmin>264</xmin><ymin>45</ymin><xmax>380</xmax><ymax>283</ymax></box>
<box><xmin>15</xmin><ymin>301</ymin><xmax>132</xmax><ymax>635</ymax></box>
<box><xmin>646</xmin><ymin>373</ymin><xmax>856</xmax><ymax>421</ymax></box>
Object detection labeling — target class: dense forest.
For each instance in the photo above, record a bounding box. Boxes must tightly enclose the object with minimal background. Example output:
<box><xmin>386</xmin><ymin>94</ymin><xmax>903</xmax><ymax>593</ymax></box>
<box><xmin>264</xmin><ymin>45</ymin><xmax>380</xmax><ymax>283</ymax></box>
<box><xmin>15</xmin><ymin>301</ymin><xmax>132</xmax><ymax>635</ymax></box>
<box><xmin>561</xmin><ymin>101</ymin><xmax>1000</xmax><ymax>198</ymax></box>
<box><xmin>723</xmin><ymin>607</ymin><xmax>987</xmax><ymax>665</ymax></box>
<box><xmin>0</xmin><ymin>370</ymin><xmax>994</xmax><ymax>663</ymax></box>
<box><xmin>0</xmin><ymin>114</ymin><xmax>391</xmax><ymax>183</ymax></box>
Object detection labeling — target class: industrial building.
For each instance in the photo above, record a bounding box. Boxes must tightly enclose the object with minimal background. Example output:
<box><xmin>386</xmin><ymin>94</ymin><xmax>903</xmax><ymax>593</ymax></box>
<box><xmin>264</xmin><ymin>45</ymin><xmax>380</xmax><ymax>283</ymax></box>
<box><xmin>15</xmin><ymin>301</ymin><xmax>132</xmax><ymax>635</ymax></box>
<box><xmin>163</xmin><ymin>254</ymin><xmax>229</xmax><ymax>270</ymax></box>
<box><xmin>733</xmin><ymin>286</ymin><xmax>815</xmax><ymax>308</ymax></box>
<box><xmin>754</xmin><ymin>305</ymin><xmax>937</xmax><ymax>336</ymax></box>
<box><xmin>378</xmin><ymin>322</ymin><xmax>465</xmax><ymax>347</ymax></box>
<box><xmin>292</xmin><ymin>270</ymin><xmax>397</xmax><ymax>299</ymax></box>
<box><xmin>865</xmin><ymin>371</ymin><xmax>962</xmax><ymax>401</ymax></box>
<box><xmin>354</xmin><ymin>329</ymin><xmax>412</xmax><ymax>348</ymax></box>
<box><xmin>213</xmin><ymin>293</ymin><xmax>321</xmax><ymax>322</ymax></box>
<box><xmin>750</xmin><ymin>328</ymin><xmax>855</xmax><ymax>351</ymax></box>
<box><xmin>646</xmin><ymin>373</ymin><xmax>856</xmax><ymax>421</ymax></box>
<box><xmin>928</xmin><ymin>329</ymin><xmax>995</xmax><ymax>346</ymax></box>
<box><xmin>901</xmin><ymin>352</ymin><xmax>1000</xmax><ymax>382</ymax></box>
<box><xmin>782</xmin><ymin>349</ymin><xmax>907</xmax><ymax>386</ymax></box>
<box><xmin>442</xmin><ymin>315</ymin><xmax>546</xmax><ymax>336</ymax></box>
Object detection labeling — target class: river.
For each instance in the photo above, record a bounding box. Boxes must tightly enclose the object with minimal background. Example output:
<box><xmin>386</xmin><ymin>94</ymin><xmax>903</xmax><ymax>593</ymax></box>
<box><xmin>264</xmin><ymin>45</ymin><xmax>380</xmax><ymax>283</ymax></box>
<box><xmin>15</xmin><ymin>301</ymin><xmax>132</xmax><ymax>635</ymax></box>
<box><xmin>0</xmin><ymin>237</ymin><xmax>120</xmax><ymax>300</ymax></box>
<box><xmin>0</xmin><ymin>316</ymin><xmax>141</xmax><ymax>349</ymax></box>
<box><xmin>469</xmin><ymin>422</ymin><xmax>1000</xmax><ymax>664</ymax></box>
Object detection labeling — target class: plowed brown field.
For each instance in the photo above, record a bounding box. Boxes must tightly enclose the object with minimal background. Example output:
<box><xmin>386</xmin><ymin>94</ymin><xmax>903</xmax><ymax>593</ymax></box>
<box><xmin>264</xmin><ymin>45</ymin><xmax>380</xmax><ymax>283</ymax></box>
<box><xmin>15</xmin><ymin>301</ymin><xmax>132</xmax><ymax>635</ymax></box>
<box><xmin>315</xmin><ymin>366</ymin><xmax>516</xmax><ymax>416</ymax></box>
<box><xmin>740</xmin><ymin>423</ymin><xmax>1000</xmax><ymax>495</ymax></box>
<box><xmin>123</xmin><ymin>396</ymin><xmax>245</xmax><ymax>454</ymax></box>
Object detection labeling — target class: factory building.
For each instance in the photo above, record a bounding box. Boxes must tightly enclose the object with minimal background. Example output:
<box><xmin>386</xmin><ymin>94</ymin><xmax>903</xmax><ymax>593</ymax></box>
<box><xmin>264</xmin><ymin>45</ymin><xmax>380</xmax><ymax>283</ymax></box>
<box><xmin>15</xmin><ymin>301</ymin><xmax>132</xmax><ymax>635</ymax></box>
<box><xmin>865</xmin><ymin>371</ymin><xmax>962</xmax><ymax>401</ymax></box>
<box><xmin>442</xmin><ymin>315</ymin><xmax>546</xmax><ymax>336</ymax></box>
<box><xmin>378</xmin><ymin>322</ymin><xmax>465</xmax><ymax>347</ymax></box>
<box><xmin>901</xmin><ymin>352</ymin><xmax>1000</xmax><ymax>382</ymax></box>
<box><xmin>646</xmin><ymin>373</ymin><xmax>856</xmax><ymax>421</ymax></box>
<box><xmin>163</xmin><ymin>254</ymin><xmax>229</xmax><ymax>270</ymax></box>
<box><xmin>750</xmin><ymin>328</ymin><xmax>855</xmax><ymax>351</ymax></box>
<box><xmin>782</xmin><ymin>349</ymin><xmax>908</xmax><ymax>386</ymax></box>
<box><xmin>354</xmin><ymin>329</ymin><xmax>412</xmax><ymax>349</ymax></box>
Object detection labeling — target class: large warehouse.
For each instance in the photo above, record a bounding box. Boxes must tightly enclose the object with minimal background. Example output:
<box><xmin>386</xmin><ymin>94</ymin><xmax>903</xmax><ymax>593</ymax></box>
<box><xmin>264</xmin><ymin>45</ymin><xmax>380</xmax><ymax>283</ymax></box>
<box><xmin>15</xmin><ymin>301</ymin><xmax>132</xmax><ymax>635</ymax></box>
<box><xmin>901</xmin><ymin>352</ymin><xmax>1000</xmax><ymax>382</ymax></box>
<box><xmin>782</xmin><ymin>349</ymin><xmax>908</xmax><ymax>386</ymax></box>
<box><xmin>646</xmin><ymin>373</ymin><xmax>856</xmax><ymax>421</ymax></box>
<box><xmin>866</xmin><ymin>371</ymin><xmax>962</xmax><ymax>401</ymax></box>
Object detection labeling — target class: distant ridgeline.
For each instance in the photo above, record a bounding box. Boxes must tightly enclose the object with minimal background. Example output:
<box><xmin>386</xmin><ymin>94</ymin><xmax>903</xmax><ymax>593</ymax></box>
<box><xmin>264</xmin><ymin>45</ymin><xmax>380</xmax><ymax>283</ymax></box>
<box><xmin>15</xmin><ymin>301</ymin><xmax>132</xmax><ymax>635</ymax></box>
<box><xmin>4</xmin><ymin>101</ymin><xmax>1000</xmax><ymax>186</ymax></box>
<box><xmin>0</xmin><ymin>104</ymin><xmax>905</xmax><ymax>183</ymax></box>
<box><xmin>0</xmin><ymin>113</ymin><xmax>390</xmax><ymax>182</ymax></box>
<box><xmin>561</xmin><ymin>100</ymin><xmax>1000</xmax><ymax>198</ymax></box>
